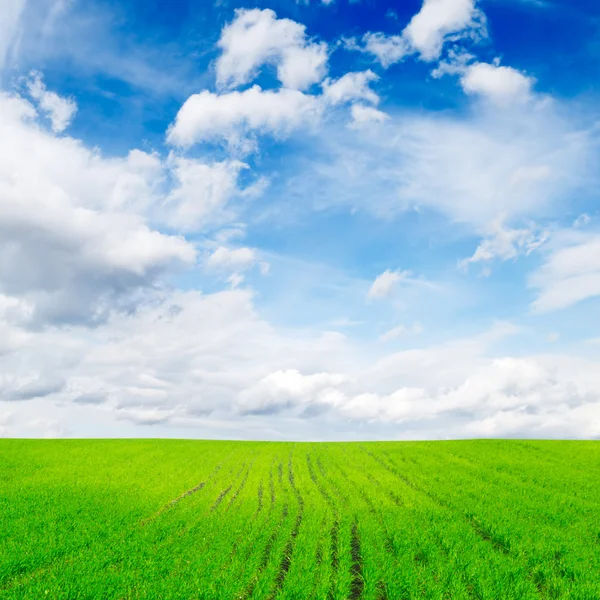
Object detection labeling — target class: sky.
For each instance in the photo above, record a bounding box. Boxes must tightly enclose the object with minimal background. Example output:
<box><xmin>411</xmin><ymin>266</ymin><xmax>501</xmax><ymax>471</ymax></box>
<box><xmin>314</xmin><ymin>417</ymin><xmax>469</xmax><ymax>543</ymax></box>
<box><xmin>1</xmin><ymin>0</ymin><xmax>600</xmax><ymax>440</ymax></box>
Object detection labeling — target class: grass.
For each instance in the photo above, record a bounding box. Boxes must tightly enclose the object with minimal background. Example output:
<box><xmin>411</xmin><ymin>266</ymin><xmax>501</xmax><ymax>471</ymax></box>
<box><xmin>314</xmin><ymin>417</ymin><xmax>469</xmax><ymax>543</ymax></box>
<box><xmin>1</xmin><ymin>439</ymin><xmax>599</xmax><ymax>599</ymax></box>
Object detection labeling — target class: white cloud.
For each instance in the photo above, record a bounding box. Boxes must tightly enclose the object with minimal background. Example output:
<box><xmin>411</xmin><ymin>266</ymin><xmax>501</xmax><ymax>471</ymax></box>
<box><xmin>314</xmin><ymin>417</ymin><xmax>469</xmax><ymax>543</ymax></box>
<box><xmin>404</xmin><ymin>0</ymin><xmax>486</xmax><ymax>61</ymax></box>
<box><xmin>380</xmin><ymin>321</ymin><xmax>423</xmax><ymax>342</ymax></box>
<box><xmin>167</xmin><ymin>86</ymin><xmax>320</xmax><ymax>151</ymax></box>
<box><xmin>237</xmin><ymin>369</ymin><xmax>347</xmax><ymax>414</ymax></box>
<box><xmin>349</xmin><ymin>104</ymin><xmax>389</xmax><ymax>128</ymax></box>
<box><xmin>460</xmin><ymin>215</ymin><xmax>548</xmax><ymax>270</ymax></box>
<box><xmin>206</xmin><ymin>246</ymin><xmax>257</xmax><ymax>271</ymax></box>
<box><xmin>461</xmin><ymin>62</ymin><xmax>534</xmax><ymax>106</ymax></box>
<box><xmin>367</xmin><ymin>269</ymin><xmax>410</xmax><ymax>299</ymax></box>
<box><xmin>229</xmin><ymin>325</ymin><xmax>600</xmax><ymax>438</ymax></box>
<box><xmin>322</xmin><ymin>70</ymin><xmax>379</xmax><ymax>105</ymax></box>
<box><xmin>26</xmin><ymin>71</ymin><xmax>76</xmax><ymax>132</ymax></box>
<box><xmin>0</xmin><ymin>0</ymin><xmax>26</xmax><ymax>70</ymax></box>
<box><xmin>216</xmin><ymin>8</ymin><xmax>328</xmax><ymax>90</ymax></box>
<box><xmin>356</xmin><ymin>0</ymin><xmax>486</xmax><ymax>67</ymax></box>
<box><xmin>573</xmin><ymin>213</ymin><xmax>591</xmax><ymax>228</ymax></box>
<box><xmin>360</xmin><ymin>33</ymin><xmax>410</xmax><ymax>68</ymax></box>
<box><xmin>2</xmin><ymin>284</ymin><xmax>600</xmax><ymax>439</ymax></box>
<box><xmin>431</xmin><ymin>47</ymin><xmax>475</xmax><ymax>78</ymax></box>
<box><xmin>0</xmin><ymin>91</ymin><xmax>196</xmax><ymax>325</ymax></box>
<box><xmin>162</xmin><ymin>156</ymin><xmax>249</xmax><ymax>231</ymax></box>
<box><xmin>300</xmin><ymin>101</ymin><xmax>591</xmax><ymax>227</ymax></box>
<box><xmin>531</xmin><ymin>231</ymin><xmax>600</xmax><ymax>312</ymax></box>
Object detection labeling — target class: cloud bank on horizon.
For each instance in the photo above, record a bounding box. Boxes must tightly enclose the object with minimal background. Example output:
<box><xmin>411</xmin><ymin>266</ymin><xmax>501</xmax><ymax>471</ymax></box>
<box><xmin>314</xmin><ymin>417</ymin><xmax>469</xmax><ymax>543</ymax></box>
<box><xmin>0</xmin><ymin>0</ymin><xmax>599</xmax><ymax>440</ymax></box>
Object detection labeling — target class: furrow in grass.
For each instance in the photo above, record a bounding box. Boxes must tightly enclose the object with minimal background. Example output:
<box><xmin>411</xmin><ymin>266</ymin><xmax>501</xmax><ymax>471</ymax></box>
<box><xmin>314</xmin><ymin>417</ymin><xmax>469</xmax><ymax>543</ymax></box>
<box><xmin>139</xmin><ymin>453</ymin><xmax>233</xmax><ymax>526</ymax></box>
<box><xmin>210</xmin><ymin>484</ymin><xmax>233</xmax><ymax>511</ymax></box>
<box><xmin>210</xmin><ymin>459</ymin><xmax>250</xmax><ymax>512</ymax></box>
<box><xmin>330</xmin><ymin>519</ymin><xmax>340</xmax><ymax>573</ymax></box>
<box><xmin>359</xmin><ymin>445</ymin><xmax>450</xmax><ymax>509</ymax></box>
<box><xmin>239</xmin><ymin>504</ymin><xmax>290</xmax><ymax>600</ymax></box>
<box><xmin>256</xmin><ymin>480</ymin><xmax>264</xmax><ymax>515</ymax></box>
<box><xmin>269</xmin><ymin>456</ymin><xmax>277</xmax><ymax>507</ymax></box>
<box><xmin>228</xmin><ymin>453</ymin><xmax>260</xmax><ymax>510</ymax></box>
<box><xmin>306</xmin><ymin>452</ymin><xmax>336</xmax><ymax>509</ymax></box>
<box><xmin>265</xmin><ymin>450</ymin><xmax>305</xmax><ymax>600</ymax></box>
<box><xmin>140</xmin><ymin>482</ymin><xmax>205</xmax><ymax>525</ymax></box>
<box><xmin>350</xmin><ymin>521</ymin><xmax>364</xmax><ymax>600</ymax></box>
<box><xmin>465</xmin><ymin>514</ymin><xmax>511</xmax><ymax>555</ymax></box>
<box><xmin>376</xmin><ymin>580</ymin><xmax>389</xmax><ymax>600</ymax></box>
<box><xmin>365</xmin><ymin>471</ymin><xmax>403</xmax><ymax>507</ymax></box>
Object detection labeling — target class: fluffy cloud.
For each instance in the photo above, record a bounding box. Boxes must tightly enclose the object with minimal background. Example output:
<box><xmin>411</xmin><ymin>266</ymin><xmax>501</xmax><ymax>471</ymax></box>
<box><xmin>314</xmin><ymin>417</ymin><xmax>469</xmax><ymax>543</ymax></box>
<box><xmin>162</xmin><ymin>156</ymin><xmax>250</xmax><ymax>231</ymax></box>
<box><xmin>404</xmin><ymin>0</ymin><xmax>486</xmax><ymax>61</ymax></box>
<box><xmin>531</xmin><ymin>231</ymin><xmax>600</xmax><ymax>312</ymax></box>
<box><xmin>460</xmin><ymin>62</ymin><xmax>534</xmax><ymax>105</ymax></box>
<box><xmin>359</xmin><ymin>33</ymin><xmax>409</xmax><ymax>69</ymax></box>
<box><xmin>206</xmin><ymin>246</ymin><xmax>257</xmax><ymax>271</ymax></box>
<box><xmin>322</xmin><ymin>70</ymin><xmax>379</xmax><ymax>105</ymax></box>
<box><xmin>367</xmin><ymin>269</ymin><xmax>410</xmax><ymax>299</ymax></box>
<box><xmin>26</xmin><ymin>71</ymin><xmax>77</xmax><ymax>132</ymax></box>
<box><xmin>460</xmin><ymin>216</ymin><xmax>548</xmax><ymax>271</ymax></box>
<box><xmin>1</xmin><ymin>284</ymin><xmax>600</xmax><ymax>440</ymax></box>
<box><xmin>167</xmin><ymin>86</ymin><xmax>320</xmax><ymax>151</ymax></box>
<box><xmin>216</xmin><ymin>8</ymin><xmax>328</xmax><ymax>90</ymax></box>
<box><xmin>355</xmin><ymin>0</ymin><xmax>486</xmax><ymax>67</ymax></box>
<box><xmin>0</xmin><ymin>91</ymin><xmax>196</xmax><ymax>325</ymax></box>
<box><xmin>349</xmin><ymin>104</ymin><xmax>389</xmax><ymax>128</ymax></box>
<box><xmin>237</xmin><ymin>369</ymin><xmax>347</xmax><ymax>415</ymax></box>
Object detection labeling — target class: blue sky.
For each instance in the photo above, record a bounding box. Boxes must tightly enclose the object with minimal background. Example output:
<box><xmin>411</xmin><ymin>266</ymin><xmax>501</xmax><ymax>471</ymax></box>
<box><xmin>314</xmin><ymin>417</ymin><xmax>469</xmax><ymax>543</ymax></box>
<box><xmin>0</xmin><ymin>0</ymin><xmax>600</xmax><ymax>440</ymax></box>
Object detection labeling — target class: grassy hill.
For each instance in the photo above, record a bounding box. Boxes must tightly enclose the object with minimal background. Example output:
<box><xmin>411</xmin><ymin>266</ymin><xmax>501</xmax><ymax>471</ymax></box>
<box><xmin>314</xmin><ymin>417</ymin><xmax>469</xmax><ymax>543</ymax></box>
<box><xmin>1</xmin><ymin>439</ymin><xmax>599</xmax><ymax>598</ymax></box>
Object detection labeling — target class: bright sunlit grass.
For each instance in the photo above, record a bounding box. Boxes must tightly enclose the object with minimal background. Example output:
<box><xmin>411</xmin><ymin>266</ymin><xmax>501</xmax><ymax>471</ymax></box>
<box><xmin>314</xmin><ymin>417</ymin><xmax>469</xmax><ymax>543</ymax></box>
<box><xmin>1</xmin><ymin>439</ymin><xmax>599</xmax><ymax>598</ymax></box>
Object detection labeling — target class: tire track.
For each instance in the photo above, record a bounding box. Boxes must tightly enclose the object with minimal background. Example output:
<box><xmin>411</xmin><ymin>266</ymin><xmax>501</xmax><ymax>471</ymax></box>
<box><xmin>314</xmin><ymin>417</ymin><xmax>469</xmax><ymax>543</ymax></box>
<box><xmin>269</xmin><ymin>456</ymin><xmax>277</xmax><ymax>507</ymax></box>
<box><xmin>256</xmin><ymin>479</ymin><xmax>264</xmax><ymax>515</ymax></box>
<box><xmin>211</xmin><ymin>459</ymin><xmax>249</xmax><ymax>512</ymax></box>
<box><xmin>307</xmin><ymin>453</ymin><xmax>336</xmax><ymax>510</ymax></box>
<box><xmin>140</xmin><ymin>456</ymin><xmax>229</xmax><ymax>526</ymax></box>
<box><xmin>240</xmin><ymin>504</ymin><xmax>290</xmax><ymax>600</ymax></box>
<box><xmin>267</xmin><ymin>450</ymin><xmax>304</xmax><ymax>600</ymax></box>
<box><xmin>350</xmin><ymin>521</ymin><xmax>364</xmax><ymax>600</ymax></box>
<box><xmin>366</xmin><ymin>447</ymin><xmax>515</xmax><ymax>558</ymax></box>
<box><xmin>228</xmin><ymin>452</ymin><xmax>261</xmax><ymax>510</ymax></box>
<box><xmin>358</xmin><ymin>446</ymin><xmax>534</xmax><ymax>599</ymax></box>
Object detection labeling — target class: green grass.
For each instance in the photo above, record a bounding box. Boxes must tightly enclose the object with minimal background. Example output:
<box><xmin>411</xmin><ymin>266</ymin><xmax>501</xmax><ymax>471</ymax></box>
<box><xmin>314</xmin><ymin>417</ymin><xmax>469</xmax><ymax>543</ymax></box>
<box><xmin>1</xmin><ymin>440</ymin><xmax>599</xmax><ymax>599</ymax></box>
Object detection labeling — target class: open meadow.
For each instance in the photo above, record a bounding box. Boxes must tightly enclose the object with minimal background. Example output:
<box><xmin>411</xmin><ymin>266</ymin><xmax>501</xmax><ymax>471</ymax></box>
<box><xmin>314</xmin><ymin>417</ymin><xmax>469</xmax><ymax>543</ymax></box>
<box><xmin>1</xmin><ymin>440</ymin><xmax>599</xmax><ymax>599</ymax></box>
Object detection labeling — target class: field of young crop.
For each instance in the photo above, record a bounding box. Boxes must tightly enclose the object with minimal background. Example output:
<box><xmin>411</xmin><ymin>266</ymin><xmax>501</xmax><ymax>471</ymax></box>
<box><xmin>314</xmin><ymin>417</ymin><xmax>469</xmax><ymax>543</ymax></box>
<box><xmin>1</xmin><ymin>440</ymin><xmax>599</xmax><ymax>599</ymax></box>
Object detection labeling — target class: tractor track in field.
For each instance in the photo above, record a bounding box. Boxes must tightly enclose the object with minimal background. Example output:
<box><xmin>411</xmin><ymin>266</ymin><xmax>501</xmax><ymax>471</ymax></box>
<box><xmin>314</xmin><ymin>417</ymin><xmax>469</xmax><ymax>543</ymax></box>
<box><xmin>211</xmin><ymin>459</ymin><xmax>249</xmax><ymax>512</ymax></box>
<box><xmin>330</xmin><ymin>519</ymin><xmax>340</xmax><ymax>573</ymax></box>
<box><xmin>465</xmin><ymin>514</ymin><xmax>510</xmax><ymax>555</ymax></box>
<box><xmin>140</xmin><ymin>455</ymin><xmax>231</xmax><ymax>526</ymax></box>
<box><xmin>307</xmin><ymin>453</ymin><xmax>337</xmax><ymax>510</ymax></box>
<box><xmin>321</xmin><ymin>456</ymin><xmax>370</xmax><ymax>600</ymax></box>
<box><xmin>227</xmin><ymin>451</ymin><xmax>261</xmax><ymax>510</ymax></box>
<box><xmin>370</xmin><ymin>448</ymin><xmax>517</xmax><ymax>559</ymax></box>
<box><xmin>376</xmin><ymin>580</ymin><xmax>389</xmax><ymax>600</ymax></box>
<box><xmin>269</xmin><ymin>456</ymin><xmax>277</xmax><ymax>507</ymax></box>
<box><xmin>239</xmin><ymin>504</ymin><xmax>290</xmax><ymax>600</ymax></box>
<box><xmin>256</xmin><ymin>479</ymin><xmax>264</xmax><ymax>514</ymax></box>
<box><xmin>365</xmin><ymin>471</ymin><xmax>403</xmax><ymax>507</ymax></box>
<box><xmin>266</xmin><ymin>451</ymin><xmax>305</xmax><ymax>600</ymax></box>
<box><xmin>358</xmin><ymin>448</ymin><xmax>540</xmax><ymax>600</ymax></box>
<box><xmin>350</xmin><ymin>521</ymin><xmax>364</xmax><ymax>600</ymax></box>
<box><xmin>359</xmin><ymin>446</ymin><xmax>451</xmax><ymax>510</ymax></box>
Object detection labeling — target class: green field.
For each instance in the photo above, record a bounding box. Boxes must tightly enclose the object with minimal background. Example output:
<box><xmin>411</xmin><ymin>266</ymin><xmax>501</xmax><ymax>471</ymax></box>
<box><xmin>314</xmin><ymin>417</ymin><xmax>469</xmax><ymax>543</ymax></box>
<box><xmin>1</xmin><ymin>440</ymin><xmax>599</xmax><ymax>599</ymax></box>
